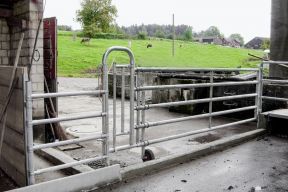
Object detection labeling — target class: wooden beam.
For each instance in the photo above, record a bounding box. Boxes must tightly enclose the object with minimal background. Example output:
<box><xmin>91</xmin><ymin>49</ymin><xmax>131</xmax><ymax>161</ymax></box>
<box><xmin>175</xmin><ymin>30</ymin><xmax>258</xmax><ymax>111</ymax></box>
<box><xmin>0</xmin><ymin>8</ymin><xmax>12</xmax><ymax>18</ymax></box>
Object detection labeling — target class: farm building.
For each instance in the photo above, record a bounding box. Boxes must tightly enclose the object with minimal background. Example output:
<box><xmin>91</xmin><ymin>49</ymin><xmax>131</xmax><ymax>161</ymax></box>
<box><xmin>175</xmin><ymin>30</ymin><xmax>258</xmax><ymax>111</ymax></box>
<box><xmin>195</xmin><ymin>36</ymin><xmax>241</xmax><ymax>47</ymax></box>
<box><xmin>245</xmin><ymin>37</ymin><xmax>269</xmax><ymax>49</ymax></box>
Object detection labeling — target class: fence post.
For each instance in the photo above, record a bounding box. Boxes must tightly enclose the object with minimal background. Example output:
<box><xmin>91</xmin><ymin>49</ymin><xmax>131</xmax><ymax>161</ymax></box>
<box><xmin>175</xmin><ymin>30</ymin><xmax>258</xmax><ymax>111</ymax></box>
<box><xmin>130</xmin><ymin>62</ymin><xmax>135</xmax><ymax>145</ymax></box>
<box><xmin>26</xmin><ymin>81</ymin><xmax>35</xmax><ymax>185</ymax></box>
<box><xmin>102</xmin><ymin>61</ymin><xmax>109</xmax><ymax>165</ymax></box>
<box><xmin>256</xmin><ymin>63</ymin><xmax>264</xmax><ymax>128</ymax></box>
<box><xmin>209</xmin><ymin>71</ymin><xmax>214</xmax><ymax>128</ymax></box>
<box><xmin>112</xmin><ymin>63</ymin><xmax>117</xmax><ymax>149</ymax></box>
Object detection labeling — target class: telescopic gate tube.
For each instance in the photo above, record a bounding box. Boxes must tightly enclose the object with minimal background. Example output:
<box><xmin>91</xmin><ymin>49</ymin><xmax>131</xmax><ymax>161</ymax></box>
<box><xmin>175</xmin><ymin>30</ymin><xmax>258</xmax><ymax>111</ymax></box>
<box><xmin>109</xmin><ymin>118</ymin><xmax>256</xmax><ymax>153</ymax></box>
<box><xmin>136</xmin><ymin>67</ymin><xmax>259</xmax><ymax>72</ymax></box>
<box><xmin>32</xmin><ymin>112</ymin><xmax>105</xmax><ymax>126</ymax></box>
<box><xmin>135</xmin><ymin>93</ymin><xmax>257</xmax><ymax>110</ymax></box>
<box><xmin>262</xmin><ymin>96</ymin><xmax>288</xmax><ymax>102</ymax></box>
<box><xmin>31</xmin><ymin>90</ymin><xmax>106</xmax><ymax>99</ymax></box>
<box><xmin>136</xmin><ymin>81</ymin><xmax>258</xmax><ymax>91</ymax></box>
<box><xmin>135</xmin><ymin>106</ymin><xmax>256</xmax><ymax>129</ymax></box>
<box><xmin>33</xmin><ymin>134</ymin><xmax>107</xmax><ymax>150</ymax></box>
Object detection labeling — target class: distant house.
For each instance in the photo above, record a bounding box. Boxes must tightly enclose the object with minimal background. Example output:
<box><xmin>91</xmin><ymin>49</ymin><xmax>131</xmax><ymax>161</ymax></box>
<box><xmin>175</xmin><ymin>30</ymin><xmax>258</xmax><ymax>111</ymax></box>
<box><xmin>194</xmin><ymin>36</ymin><xmax>241</xmax><ymax>48</ymax></box>
<box><xmin>196</xmin><ymin>36</ymin><xmax>221</xmax><ymax>44</ymax></box>
<box><xmin>245</xmin><ymin>37</ymin><xmax>269</xmax><ymax>49</ymax></box>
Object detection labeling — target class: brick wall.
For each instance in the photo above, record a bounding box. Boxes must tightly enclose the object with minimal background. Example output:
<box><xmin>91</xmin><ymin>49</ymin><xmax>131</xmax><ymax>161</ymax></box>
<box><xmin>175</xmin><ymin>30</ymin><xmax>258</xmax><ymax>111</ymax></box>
<box><xmin>0</xmin><ymin>19</ymin><xmax>10</xmax><ymax>66</ymax></box>
<box><xmin>0</xmin><ymin>0</ymin><xmax>45</xmax><ymax>118</ymax></box>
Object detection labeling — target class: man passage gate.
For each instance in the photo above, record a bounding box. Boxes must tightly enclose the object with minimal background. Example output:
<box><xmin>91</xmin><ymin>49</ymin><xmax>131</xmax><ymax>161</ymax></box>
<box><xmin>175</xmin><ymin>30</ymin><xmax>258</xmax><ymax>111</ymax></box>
<box><xmin>24</xmin><ymin>46</ymin><xmax>277</xmax><ymax>186</ymax></box>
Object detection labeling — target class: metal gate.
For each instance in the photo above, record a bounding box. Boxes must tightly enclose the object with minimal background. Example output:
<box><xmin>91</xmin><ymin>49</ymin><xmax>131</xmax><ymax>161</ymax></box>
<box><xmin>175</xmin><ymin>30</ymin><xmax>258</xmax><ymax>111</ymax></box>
<box><xmin>25</xmin><ymin>46</ymin><xmax>262</xmax><ymax>185</ymax></box>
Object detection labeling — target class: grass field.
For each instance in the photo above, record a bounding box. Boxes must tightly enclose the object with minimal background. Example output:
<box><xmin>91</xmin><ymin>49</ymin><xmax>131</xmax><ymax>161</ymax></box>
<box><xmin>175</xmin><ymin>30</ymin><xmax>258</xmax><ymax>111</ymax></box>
<box><xmin>58</xmin><ymin>32</ymin><xmax>263</xmax><ymax>77</ymax></box>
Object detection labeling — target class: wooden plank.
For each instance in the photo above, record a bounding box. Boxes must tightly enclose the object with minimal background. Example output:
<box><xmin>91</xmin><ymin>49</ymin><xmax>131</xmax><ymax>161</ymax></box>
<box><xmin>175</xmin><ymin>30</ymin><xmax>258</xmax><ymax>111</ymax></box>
<box><xmin>0</xmin><ymin>123</ymin><xmax>25</xmax><ymax>154</ymax></box>
<box><xmin>1</xmin><ymin>142</ymin><xmax>26</xmax><ymax>175</ymax></box>
<box><xmin>0</xmin><ymin>67</ymin><xmax>24</xmax><ymax>89</ymax></box>
<box><xmin>0</xmin><ymin>90</ymin><xmax>24</xmax><ymax>134</ymax></box>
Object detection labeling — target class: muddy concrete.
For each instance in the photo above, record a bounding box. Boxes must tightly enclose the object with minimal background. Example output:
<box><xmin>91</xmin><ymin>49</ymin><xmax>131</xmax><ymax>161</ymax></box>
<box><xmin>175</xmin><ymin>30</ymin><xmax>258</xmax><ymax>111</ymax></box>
<box><xmin>97</xmin><ymin>136</ymin><xmax>288</xmax><ymax>192</ymax></box>
<box><xmin>57</xmin><ymin>77</ymin><xmax>256</xmax><ymax>168</ymax></box>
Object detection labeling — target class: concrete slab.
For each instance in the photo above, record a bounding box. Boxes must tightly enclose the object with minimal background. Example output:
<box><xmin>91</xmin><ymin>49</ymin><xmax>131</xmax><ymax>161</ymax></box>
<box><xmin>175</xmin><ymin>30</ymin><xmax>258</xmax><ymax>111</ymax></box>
<box><xmin>265</xmin><ymin>109</ymin><xmax>288</xmax><ymax>119</ymax></box>
<box><xmin>11</xmin><ymin>165</ymin><xmax>121</xmax><ymax>192</ymax></box>
<box><xmin>36</xmin><ymin>148</ymin><xmax>94</xmax><ymax>175</ymax></box>
<box><xmin>96</xmin><ymin>136</ymin><xmax>288</xmax><ymax>192</ymax></box>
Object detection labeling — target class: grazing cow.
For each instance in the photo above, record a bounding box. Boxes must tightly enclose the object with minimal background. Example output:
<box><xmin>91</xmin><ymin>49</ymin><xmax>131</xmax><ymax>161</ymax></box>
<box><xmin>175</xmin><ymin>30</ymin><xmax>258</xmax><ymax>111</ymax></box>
<box><xmin>147</xmin><ymin>44</ymin><xmax>153</xmax><ymax>48</ymax></box>
<box><xmin>81</xmin><ymin>38</ymin><xmax>91</xmax><ymax>44</ymax></box>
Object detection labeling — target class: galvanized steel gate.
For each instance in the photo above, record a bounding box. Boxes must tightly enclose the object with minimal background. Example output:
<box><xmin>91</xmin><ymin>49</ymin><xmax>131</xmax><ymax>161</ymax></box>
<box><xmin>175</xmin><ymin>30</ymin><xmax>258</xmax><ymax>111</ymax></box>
<box><xmin>25</xmin><ymin>46</ymin><xmax>271</xmax><ymax>186</ymax></box>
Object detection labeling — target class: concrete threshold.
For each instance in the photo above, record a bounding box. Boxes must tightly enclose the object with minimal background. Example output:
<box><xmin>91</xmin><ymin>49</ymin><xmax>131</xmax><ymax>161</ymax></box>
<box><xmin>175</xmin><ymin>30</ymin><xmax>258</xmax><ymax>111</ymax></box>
<box><xmin>11</xmin><ymin>129</ymin><xmax>265</xmax><ymax>192</ymax></box>
<box><xmin>96</xmin><ymin>129</ymin><xmax>266</xmax><ymax>191</ymax></box>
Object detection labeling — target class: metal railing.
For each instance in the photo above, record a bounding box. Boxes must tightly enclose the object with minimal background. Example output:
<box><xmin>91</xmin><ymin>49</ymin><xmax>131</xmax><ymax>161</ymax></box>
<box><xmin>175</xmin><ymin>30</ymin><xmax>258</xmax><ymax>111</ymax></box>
<box><xmin>133</xmin><ymin>67</ymin><xmax>259</xmax><ymax>159</ymax></box>
<box><xmin>25</xmin><ymin>46</ymin><xmax>265</xmax><ymax>185</ymax></box>
<box><xmin>259</xmin><ymin>61</ymin><xmax>288</xmax><ymax>112</ymax></box>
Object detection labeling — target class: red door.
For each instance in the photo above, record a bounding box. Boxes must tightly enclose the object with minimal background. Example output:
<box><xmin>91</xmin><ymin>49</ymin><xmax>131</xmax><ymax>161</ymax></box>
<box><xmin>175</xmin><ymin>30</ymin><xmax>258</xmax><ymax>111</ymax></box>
<box><xmin>43</xmin><ymin>17</ymin><xmax>58</xmax><ymax>114</ymax></box>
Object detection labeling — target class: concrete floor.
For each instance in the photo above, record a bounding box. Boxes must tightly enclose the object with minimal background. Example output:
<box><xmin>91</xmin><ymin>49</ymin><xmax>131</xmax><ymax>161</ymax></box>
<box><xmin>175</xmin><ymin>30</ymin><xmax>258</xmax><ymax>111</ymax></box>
<box><xmin>98</xmin><ymin>136</ymin><xmax>288</xmax><ymax>192</ymax></box>
<box><xmin>57</xmin><ymin>77</ymin><xmax>256</xmax><ymax>167</ymax></box>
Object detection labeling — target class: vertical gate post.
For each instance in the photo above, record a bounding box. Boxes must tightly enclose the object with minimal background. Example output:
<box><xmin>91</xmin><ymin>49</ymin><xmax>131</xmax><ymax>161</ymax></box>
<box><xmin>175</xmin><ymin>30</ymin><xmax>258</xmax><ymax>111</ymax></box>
<box><xmin>112</xmin><ymin>63</ymin><xmax>117</xmax><ymax>149</ymax></box>
<box><xmin>25</xmin><ymin>81</ymin><xmax>35</xmax><ymax>185</ymax></box>
<box><xmin>209</xmin><ymin>71</ymin><xmax>214</xmax><ymax>128</ymax></box>
<box><xmin>102</xmin><ymin>56</ymin><xmax>109</xmax><ymax>165</ymax></box>
<box><xmin>256</xmin><ymin>63</ymin><xmax>264</xmax><ymax>128</ymax></box>
<box><xmin>129</xmin><ymin>60</ymin><xmax>135</xmax><ymax>145</ymax></box>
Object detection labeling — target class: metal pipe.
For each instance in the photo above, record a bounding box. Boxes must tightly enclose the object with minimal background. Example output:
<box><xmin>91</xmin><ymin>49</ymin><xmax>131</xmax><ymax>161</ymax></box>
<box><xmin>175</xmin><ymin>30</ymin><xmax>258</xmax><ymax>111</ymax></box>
<box><xmin>33</xmin><ymin>134</ymin><xmax>107</xmax><ymax>150</ymax></box>
<box><xmin>263</xmin><ymin>60</ymin><xmax>288</xmax><ymax>65</ymax></box>
<box><xmin>147</xmin><ymin>118</ymin><xmax>256</xmax><ymax>145</ymax></box>
<box><xmin>136</xmin><ymin>93</ymin><xmax>257</xmax><ymax>110</ymax></box>
<box><xmin>136</xmin><ymin>72</ymin><xmax>140</xmax><ymax>143</ymax></box>
<box><xmin>110</xmin><ymin>118</ymin><xmax>256</xmax><ymax>153</ymax></box>
<box><xmin>116</xmin><ymin>131</ymin><xmax>130</xmax><ymax>136</ymax></box>
<box><xmin>262</xmin><ymin>96</ymin><xmax>288</xmax><ymax>102</ymax></box>
<box><xmin>262</xmin><ymin>79</ymin><xmax>288</xmax><ymax>84</ymax></box>
<box><xmin>135</xmin><ymin>106</ymin><xmax>256</xmax><ymax>129</ymax></box>
<box><xmin>112</xmin><ymin>63</ymin><xmax>117</xmax><ymax>149</ymax></box>
<box><xmin>34</xmin><ymin>156</ymin><xmax>107</xmax><ymax>175</ymax></box>
<box><xmin>116</xmin><ymin>64</ymin><xmax>130</xmax><ymax>68</ymax></box>
<box><xmin>121</xmin><ymin>67</ymin><xmax>125</xmax><ymax>133</ymax></box>
<box><xmin>102</xmin><ymin>46</ymin><xmax>135</xmax><ymax>163</ymax></box>
<box><xmin>136</xmin><ymin>81</ymin><xmax>258</xmax><ymax>91</ymax></box>
<box><xmin>136</xmin><ymin>67</ymin><xmax>259</xmax><ymax>72</ymax></box>
<box><xmin>31</xmin><ymin>90</ymin><xmax>106</xmax><ymax>99</ymax></box>
<box><xmin>209</xmin><ymin>71</ymin><xmax>213</xmax><ymax>128</ymax></box>
<box><xmin>32</xmin><ymin>112</ymin><xmax>105</xmax><ymax>126</ymax></box>
<box><xmin>129</xmin><ymin>56</ymin><xmax>135</xmax><ymax>146</ymax></box>
<box><xmin>141</xmin><ymin>91</ymin><xmax>146</xmax><ymax>158</ymax></box>
<box><xmin>26</xmin><ymin>81</ymin><xmax>35</xmax><ymax>185</ymax></box>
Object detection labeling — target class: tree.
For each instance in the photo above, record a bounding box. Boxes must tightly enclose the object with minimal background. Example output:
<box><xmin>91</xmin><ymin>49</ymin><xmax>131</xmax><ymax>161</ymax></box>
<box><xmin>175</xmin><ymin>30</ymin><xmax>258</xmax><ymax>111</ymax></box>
<box><xmin>204</xmin><ymin>26</ymin><xmax>222</xmax><ymax>37</ymax></box>
<box><xmin>261</xmin><ymin>39</ymin><xmax>270</xmax><ymax>50</ymax></box>
<box><xmin>184</xmin><ymin>27</ymin><xmax>193</xmax><ymax>41</ymax></box>
<box><xmin>58</xmin><ymin>25</ymin><xmax>72</xmax><ymax>31</ymax></box>
<box><xmin>76</xmin><ymin>0</ymin><xmax>117</xmax><ymax>37</ymax></box>
<box><xmin>229</xmin><ymin>33</ymin><xmax>244</xmax><ymax>46</ymax></box>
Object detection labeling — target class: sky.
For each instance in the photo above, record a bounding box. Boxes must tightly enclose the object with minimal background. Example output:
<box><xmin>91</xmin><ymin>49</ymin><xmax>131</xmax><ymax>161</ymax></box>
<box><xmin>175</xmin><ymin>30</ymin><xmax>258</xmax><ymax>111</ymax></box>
<box><xmin>44</xmin><ymin>0</ymin><xmax>271</xmax><ymax>43</ymax></box>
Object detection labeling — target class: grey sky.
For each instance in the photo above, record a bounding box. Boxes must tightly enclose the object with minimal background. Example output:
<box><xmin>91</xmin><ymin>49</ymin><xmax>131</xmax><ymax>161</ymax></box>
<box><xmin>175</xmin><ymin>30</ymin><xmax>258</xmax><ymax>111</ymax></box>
<box><xmin>44</xmin><ymin>0</ymin><xmax>271</xmax><ymax>42</ymax></box>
